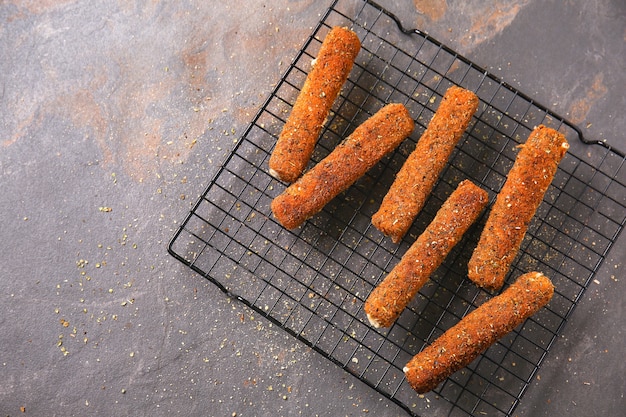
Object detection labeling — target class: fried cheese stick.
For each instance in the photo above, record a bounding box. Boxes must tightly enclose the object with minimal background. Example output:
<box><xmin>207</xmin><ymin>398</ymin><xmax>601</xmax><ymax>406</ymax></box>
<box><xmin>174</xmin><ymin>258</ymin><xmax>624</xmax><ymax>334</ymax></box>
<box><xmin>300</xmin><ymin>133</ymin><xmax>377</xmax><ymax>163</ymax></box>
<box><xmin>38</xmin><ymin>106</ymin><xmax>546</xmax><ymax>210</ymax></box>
<box><xmin>268</xmin><ymin>26</ymin><xmax>361</xmax><ymax>183</ymax></box>
<box><xmin>364</xmin><ymin>180</ymin><xmax>488</xmax><ymax>328</ymax></box>
<box><xmin>271</xmin><ymin>103</ymin><xmax>414</xmax><ymax>229</ymax></box>
<box><xmin>372</xmin><ymin>86</ymin><xmax>479</xmax><ymax>243</ymax></box>
<box><xmin>403</xmin><ymin>271</ymin><xmax>554</xmax><ymax>394</ymax></box>
<box><xmin>468</xmin><ymin>125</ymin><xmax>569</xmax><ymax>291</ymax></box>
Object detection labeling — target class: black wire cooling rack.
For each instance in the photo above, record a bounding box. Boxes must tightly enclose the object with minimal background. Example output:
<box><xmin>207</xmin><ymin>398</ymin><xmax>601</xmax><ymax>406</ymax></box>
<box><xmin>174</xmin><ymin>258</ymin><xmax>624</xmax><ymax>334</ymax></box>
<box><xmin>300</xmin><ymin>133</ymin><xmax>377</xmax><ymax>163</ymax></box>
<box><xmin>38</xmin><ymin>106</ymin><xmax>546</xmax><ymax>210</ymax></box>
<box><xmin>168</xmin><ymin>0</ymin><xmax>626</xmax><ymax>415</ymax></box>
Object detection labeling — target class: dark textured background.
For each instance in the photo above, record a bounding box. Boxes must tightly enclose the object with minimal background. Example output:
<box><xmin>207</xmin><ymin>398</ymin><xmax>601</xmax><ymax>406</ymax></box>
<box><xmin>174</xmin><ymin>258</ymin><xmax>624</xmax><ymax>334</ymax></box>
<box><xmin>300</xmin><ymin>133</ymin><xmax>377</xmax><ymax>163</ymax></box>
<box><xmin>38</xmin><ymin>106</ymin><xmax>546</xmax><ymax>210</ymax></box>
<box><xmin>1</xmin><ymin>1</ymin><xmax>624</xmax><ymax>415</ymax></box>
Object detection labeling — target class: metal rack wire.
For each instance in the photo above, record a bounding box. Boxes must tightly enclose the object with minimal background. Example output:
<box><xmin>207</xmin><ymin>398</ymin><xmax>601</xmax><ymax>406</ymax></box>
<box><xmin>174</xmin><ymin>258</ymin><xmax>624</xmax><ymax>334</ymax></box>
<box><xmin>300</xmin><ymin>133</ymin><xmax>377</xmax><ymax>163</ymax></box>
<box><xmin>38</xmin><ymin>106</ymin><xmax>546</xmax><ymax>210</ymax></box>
<box><xmin>168</xmin><ymin>0</ymin><xmax>626</xmax><ymax>415</ymax></box>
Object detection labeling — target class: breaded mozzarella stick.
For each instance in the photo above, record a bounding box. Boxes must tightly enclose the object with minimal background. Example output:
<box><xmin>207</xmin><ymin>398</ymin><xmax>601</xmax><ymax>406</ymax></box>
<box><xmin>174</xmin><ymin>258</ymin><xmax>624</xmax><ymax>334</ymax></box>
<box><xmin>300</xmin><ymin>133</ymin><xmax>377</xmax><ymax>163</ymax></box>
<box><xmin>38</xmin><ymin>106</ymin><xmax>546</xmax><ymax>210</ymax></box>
<box><xmin>372</xmin><ymin>86</ymin><xmax>479</xmax><ymax>243</ymax></box>
<box><xmin>468</xmin><ymin>125</ymin><xmax>569</xmax><ymax>291</ymax></box>
<box><xmin>271</xmin><ymin>103</ymin><xmax>414</xmax><ymax>229</ymax></box>
<box><xmin>269</xmin><ymin>26</ymin><xmax>361</xmax><ymax>183</ymax></box>
<box><xmin>403</xmin><ymin>271</ymin><xmax>554</xmax><ymax>394</ymax></box>
<box><xmin>364</xmin><ymin>180</ymin><xmax>488</xmax><ymax>328</ymax></box>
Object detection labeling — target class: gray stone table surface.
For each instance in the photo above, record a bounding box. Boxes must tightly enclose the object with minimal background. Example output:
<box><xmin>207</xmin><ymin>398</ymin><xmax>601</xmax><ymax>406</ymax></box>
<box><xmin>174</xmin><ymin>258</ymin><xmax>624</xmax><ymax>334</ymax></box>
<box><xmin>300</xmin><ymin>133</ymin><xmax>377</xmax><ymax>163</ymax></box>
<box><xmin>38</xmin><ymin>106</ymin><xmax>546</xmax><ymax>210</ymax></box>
<box><xmin>1</xmin><ymin>1</ymin><xmax>624</xmax><ymax>416</ymax></box>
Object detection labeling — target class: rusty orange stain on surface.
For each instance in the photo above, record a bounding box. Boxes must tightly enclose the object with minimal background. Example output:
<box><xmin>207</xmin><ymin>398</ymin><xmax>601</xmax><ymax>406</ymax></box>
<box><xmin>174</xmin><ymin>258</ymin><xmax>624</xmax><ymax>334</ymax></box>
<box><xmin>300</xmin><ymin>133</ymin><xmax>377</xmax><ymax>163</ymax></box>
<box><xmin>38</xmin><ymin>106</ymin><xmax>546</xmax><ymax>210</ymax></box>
<box><xmin>8</xmin><ymin>0</ymin><xmax>76</xmax><ymax>14</ymax></box>
<box><xmin>3</xmin><ymin>1</ymin><xmax>321</xmax><ymax>182</ymax></box>
<box><xmin>413</xmin><ymin>0</ymin><xmax>448</xmax><ymax>21</ymax></box>
<box><xmin>568</xmin><ymin>73</ymin><xmax>607</xmax><ymax>125</ymax></box>
<box><xmin>4</xmin><ymin>112</ymin><xmax>36</xmax><ymax>148</ymax></box>
<box><xmin>64</xmin><ymin>88</ymin><xmax>112</xmax><ymax>163</ymax></box>
<box><xmin>463</xmin><ymin>2</ymin><xmax>524</xmax><ymax>49</ymax></box>
<box><xmin>411</xmin><ymin>0</ymin><xmax>530</xmax><ymax>55</ymax></box>
<box><xmin>183</xmin><ymin>49</ymin><xmax>209</xmax><ymax>95</ymax></box>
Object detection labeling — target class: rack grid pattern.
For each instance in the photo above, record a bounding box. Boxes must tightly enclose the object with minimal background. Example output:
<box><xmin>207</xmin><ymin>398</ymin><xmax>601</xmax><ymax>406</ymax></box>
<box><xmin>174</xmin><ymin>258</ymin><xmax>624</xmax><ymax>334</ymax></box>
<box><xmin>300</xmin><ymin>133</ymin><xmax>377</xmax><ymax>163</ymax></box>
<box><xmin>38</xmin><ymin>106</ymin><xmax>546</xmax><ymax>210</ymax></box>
<box><xmin>168</xmin><ymin>1</ymin><xmax>626</xmax><ymax>415</ymax></box>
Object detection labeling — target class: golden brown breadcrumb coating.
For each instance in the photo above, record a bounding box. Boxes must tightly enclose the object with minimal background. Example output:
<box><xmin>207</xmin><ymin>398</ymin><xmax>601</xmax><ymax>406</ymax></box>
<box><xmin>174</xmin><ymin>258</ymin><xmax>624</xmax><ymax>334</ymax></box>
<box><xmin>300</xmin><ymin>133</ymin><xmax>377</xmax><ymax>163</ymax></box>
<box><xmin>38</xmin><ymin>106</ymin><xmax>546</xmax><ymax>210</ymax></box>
<box><xmin>468</xmin><ymin>125</ymin><xmax>569</xmax><ymax>291</ymax></box>
<box><xmin>269</xmin><ymin>26</ymin><xmax>361</xmax><ymax>183</ymax></box>
<box><xmin>372</xmin><ymin>86</ymin><xmax>479</xmax><ymax>243</ymax></box>
<box><xmin>271</xmin><ymin>103</ymin><xmax>414</xmax><ymax>229</ymax></box>
<box><xmin>404</xmin><ymin>271</ymin><xmax>554</xmax><ymax>394</ymax></box>
<box><xmin>364</xmin><ymin>179</ymin><xmax>488</xmax><ymax>328</ymax></box>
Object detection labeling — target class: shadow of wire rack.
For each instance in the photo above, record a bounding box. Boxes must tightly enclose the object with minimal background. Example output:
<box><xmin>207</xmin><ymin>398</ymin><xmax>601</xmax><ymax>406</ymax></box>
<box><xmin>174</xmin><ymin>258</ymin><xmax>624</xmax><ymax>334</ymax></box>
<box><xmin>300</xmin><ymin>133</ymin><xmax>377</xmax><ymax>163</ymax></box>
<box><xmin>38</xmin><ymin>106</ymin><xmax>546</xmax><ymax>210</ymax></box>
<box><xmin>168</xmin><ymin>0</ymin><xmax>626</xmax><ymax>416</ymax></box>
